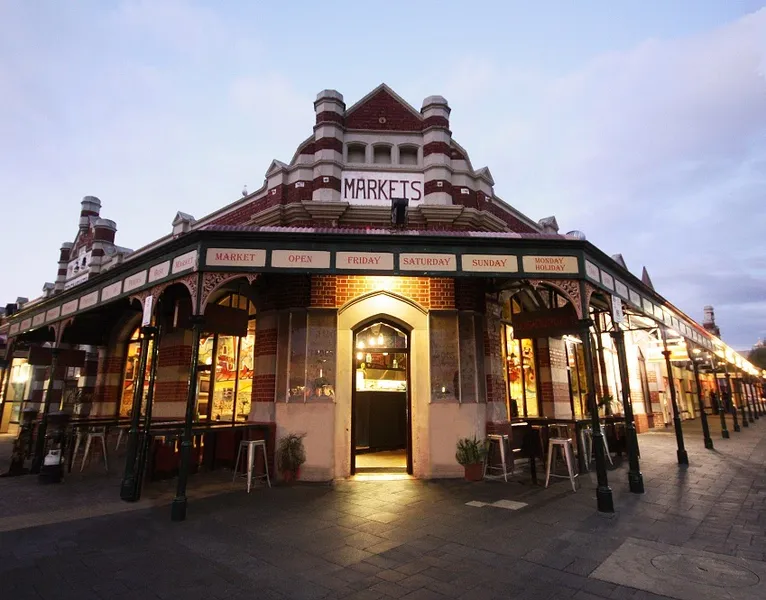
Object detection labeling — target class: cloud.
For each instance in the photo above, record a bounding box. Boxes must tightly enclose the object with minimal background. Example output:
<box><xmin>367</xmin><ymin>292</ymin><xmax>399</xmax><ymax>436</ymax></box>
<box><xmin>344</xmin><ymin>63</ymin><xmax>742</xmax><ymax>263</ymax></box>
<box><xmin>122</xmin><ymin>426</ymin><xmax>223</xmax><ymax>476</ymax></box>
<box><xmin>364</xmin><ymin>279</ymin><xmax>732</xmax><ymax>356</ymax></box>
<box><xmin>441</xmin><ymin>8</ymin><xmax>766</xmax><ymax>347</ymax></box>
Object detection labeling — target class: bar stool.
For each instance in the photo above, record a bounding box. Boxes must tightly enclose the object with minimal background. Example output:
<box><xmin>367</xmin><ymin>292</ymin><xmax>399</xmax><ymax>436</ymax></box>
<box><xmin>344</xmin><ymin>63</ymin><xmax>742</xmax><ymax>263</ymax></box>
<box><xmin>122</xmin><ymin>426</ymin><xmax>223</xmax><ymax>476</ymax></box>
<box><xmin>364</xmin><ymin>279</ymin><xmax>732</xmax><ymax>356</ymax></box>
<box><xmin>115</xmin><ymin>427</ymin><xmax>129</xmax><ymax>450</ymax></box>
<box><xmin>484</xmin><ymin>434</ymin><xmax>510</xmax><ymax>482</ymax></box>
<box><xmin>580</xmin><ymin>425</ymin><xmax>613</xmax><ymax>470</ymax></box>
<box><xmin>76</xmin><ymin>428</ymin><xmax>109</xmax><ymax>472</ymax></box>
<box><xmin>544</xmin><ymin>437</ymin><xmax>578</xmax><ymax>492</ymax></box>
<box><xmin>233</xmin><ymin>439</ymin><xmax>271</xmax><ymax>493</ymax></box>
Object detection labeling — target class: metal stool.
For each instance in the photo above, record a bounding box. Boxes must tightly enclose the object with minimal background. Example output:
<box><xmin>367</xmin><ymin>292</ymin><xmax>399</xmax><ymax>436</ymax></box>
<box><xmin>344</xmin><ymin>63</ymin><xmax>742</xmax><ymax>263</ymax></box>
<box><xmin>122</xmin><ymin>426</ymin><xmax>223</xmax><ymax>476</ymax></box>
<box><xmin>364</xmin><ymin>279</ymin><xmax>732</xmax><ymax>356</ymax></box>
<box><xmin>76</xmin><ymin>428</ymin><xmax>108</xmax><ymax>472</ymax></box>
<box><xmin>484</xmin><ymin>434</ymin><xmax>510</xmax><ymax>482</ymax></box>
<box><xmin>233</xmin><ymin>439</ymin><xmax>271</xmax><ymax>493</ymax></box>
<box><xmin>545</xmin><ymin>437</ymin><xmax>578</xmax><ymax>492</ymax></box>
<box><xmin>580</xmin><ymin>425</ymin><xmax>613</xmax><ymax>470</ymax></box>
<box><xmin>115</xmin><ymin>427</ymin><xmax>129</xmax><ymax>450</ymax></box>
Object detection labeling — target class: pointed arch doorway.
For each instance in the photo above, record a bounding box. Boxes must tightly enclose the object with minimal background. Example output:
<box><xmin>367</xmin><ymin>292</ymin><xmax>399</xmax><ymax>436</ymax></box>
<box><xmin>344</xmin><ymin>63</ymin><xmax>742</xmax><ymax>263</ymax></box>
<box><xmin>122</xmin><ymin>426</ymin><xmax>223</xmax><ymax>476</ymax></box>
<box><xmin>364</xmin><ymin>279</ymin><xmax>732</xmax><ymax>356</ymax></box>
<box><xmin>351</xmin><ymin>319</ymin><xmax>412</xmax><ymax>475</ymax></box>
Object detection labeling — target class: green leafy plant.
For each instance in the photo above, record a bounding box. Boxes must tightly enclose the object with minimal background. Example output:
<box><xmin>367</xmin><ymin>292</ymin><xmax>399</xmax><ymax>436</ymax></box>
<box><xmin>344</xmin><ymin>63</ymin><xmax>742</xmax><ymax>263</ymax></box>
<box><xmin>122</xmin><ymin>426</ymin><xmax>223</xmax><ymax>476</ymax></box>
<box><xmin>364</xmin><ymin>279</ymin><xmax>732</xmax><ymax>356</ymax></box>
<box><xmin>455</xmin><ymin>436</ymin><xmax>489</xmax><ymax>466</ymax></box>
<box><xmin>277</xmin><ymin>433</ymin><xmax>306</xmax><ymax>473</ymax></box>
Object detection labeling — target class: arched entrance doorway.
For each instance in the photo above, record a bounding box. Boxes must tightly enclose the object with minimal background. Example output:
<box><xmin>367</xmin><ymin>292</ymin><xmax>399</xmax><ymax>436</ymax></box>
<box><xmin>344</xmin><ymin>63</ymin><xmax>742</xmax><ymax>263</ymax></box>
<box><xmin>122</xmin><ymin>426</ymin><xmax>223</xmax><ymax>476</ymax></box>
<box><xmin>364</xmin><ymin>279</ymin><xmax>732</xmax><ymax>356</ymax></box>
<box><xmin>351</xmin><ymin>320</ymin><xmax>411</xmax><ymax>475</ymax></box>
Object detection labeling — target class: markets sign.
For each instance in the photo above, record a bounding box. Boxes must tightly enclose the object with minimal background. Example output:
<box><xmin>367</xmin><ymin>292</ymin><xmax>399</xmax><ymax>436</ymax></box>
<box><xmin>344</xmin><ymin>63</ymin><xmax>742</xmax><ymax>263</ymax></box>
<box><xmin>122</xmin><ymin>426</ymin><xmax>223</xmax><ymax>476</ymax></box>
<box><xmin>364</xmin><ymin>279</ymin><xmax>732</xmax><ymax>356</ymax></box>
<box><xmin>511</xmin><ymin>306</ymin><xmax>580</xmax><ymax>339</ymax></box>
<box><xmin>341</xmin><ymin>170</ymin><xmax>424</xmax><ymax>205</ymax></box>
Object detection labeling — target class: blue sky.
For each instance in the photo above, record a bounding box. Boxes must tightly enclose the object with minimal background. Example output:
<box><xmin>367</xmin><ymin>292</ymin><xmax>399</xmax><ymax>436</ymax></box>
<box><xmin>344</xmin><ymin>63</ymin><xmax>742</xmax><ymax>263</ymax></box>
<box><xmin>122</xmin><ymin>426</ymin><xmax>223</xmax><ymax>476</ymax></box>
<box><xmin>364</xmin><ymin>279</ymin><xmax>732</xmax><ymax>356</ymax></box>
<box><xmin>1</xmin><ymin>1</ymin><xmax>765</xmax><ymax>348</ymax></box>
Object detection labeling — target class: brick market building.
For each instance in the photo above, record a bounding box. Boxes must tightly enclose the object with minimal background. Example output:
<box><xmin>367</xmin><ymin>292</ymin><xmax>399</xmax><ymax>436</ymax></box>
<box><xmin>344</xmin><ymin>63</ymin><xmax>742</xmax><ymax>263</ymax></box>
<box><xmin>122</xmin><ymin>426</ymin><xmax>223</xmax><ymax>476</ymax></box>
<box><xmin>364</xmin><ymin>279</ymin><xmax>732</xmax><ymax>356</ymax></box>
<box><xmin>0</xmin><ymin>85</ymin><xmax>763</xmax><ymax>499</ymax></box>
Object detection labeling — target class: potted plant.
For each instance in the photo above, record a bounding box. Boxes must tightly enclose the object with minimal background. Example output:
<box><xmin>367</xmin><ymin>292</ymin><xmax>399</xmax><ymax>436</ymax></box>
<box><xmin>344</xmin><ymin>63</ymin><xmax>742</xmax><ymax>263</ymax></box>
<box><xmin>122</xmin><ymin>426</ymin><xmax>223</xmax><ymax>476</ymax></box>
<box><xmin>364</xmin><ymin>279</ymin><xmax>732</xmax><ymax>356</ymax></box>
<box><xmin>277</xmin><ymin>433</ymin><xmax>306</xmax><ymax>483</ymax></box>
<box><xmin>455</xmin><ymin>436</ymin><xmax>488</xmax><ymax>481</ymax></box>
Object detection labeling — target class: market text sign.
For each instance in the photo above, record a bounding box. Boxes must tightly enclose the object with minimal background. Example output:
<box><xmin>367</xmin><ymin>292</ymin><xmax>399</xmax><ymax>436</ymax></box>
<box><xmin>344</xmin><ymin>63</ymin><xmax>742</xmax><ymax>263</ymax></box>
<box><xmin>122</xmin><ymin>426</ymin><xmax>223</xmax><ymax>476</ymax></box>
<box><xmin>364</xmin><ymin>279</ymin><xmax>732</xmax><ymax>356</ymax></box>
<box><xmin>206</xmin><ymin>248</ymin><xmax>266</xmax><ymax>268</ymax></box>
<box><xmin>271</xmin><ymin>250</ymin><xmax>331</xmax><ymax>269</ymax></box>
<box><xmin>336</xmin><ymin>252</ymin><xmax>394</xmax><ymax>270</ymax></box>
<box><xmin>461</xmin><ymin>254</ymin><xmax>518</xmax><ymax>273</ymax></box>
<box><xmin>512</xmin><ymin>306</ymin><xmax>580</xmax><ymax>339</ymax></box>
<box><xmin>341</xmin><ymin>171</ymin><xmax>424</xmax><ymax>205</ymax></box>
<box><xmin>399</xmin><ymin>253</ymin><xmax>456</xmax><ymax>271</ymax></box>
<box><xmin>172</xmin><ymin>250</ymin><xmax>197</xmax><ymax>274</ymax></box>
<box><xmin>522</xmin><ymin>255</ymin><xmax>579</xmax><ymax>274</ymax></box>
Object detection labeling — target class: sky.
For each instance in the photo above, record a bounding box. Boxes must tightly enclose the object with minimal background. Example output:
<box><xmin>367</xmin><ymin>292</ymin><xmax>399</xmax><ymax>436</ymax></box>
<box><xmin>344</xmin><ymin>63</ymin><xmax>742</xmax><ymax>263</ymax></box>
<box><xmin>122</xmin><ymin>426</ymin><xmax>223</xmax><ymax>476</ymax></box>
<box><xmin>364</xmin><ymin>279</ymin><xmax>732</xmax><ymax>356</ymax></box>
<box><xmin>1</xmin><ymin>0</ymin><xmax>765</xmax><ymax>349</ymax></box>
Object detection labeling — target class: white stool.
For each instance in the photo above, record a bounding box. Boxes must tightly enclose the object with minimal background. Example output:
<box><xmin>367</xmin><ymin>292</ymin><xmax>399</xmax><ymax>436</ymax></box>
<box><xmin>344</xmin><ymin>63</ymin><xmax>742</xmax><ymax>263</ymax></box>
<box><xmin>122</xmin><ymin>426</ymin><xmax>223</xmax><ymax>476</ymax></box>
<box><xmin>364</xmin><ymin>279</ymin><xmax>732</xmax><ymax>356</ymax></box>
<box><xmin>115</xmin><ymin>427</ymin><xmax>128</xmax><ymax>450</ymax></box>
<box><xmin>580</xmin><ymin>425</ymin><xmax>613</xmax><ymax>470</ymax></box>
<box><xmin>233</xmin><ymin>440</ymin><xmax>271</xmax><ymax>493</ymax></box>
<box><xmin>484</xmin><ymin>434</ymin><xmax>510</xmax><ymax>482</ymax></box>
<box><xmin>545</xmin><ymin>438</ymin><xmax>578</xmax><ymax>492</ymax></box>
<box><xmin>77</xmin><ymin>429</ymin><xmax>108</xmax><ymax>472</ymax></box>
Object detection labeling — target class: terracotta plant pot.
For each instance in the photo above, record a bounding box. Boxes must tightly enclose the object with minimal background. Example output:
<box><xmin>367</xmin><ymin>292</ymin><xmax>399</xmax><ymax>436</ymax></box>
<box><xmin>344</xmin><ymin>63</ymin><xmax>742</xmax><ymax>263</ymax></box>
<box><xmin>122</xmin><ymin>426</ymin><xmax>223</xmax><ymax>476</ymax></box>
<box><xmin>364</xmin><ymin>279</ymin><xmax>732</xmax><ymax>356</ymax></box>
<box><xmin>463</xmin><ymin>463</ymin><xmax>484</xmax><ymax>482</ymax></box>
<box><xmin>282</xmin><ymin>467</ymin><xmax>300</xmax><ymax>483</ymax></box>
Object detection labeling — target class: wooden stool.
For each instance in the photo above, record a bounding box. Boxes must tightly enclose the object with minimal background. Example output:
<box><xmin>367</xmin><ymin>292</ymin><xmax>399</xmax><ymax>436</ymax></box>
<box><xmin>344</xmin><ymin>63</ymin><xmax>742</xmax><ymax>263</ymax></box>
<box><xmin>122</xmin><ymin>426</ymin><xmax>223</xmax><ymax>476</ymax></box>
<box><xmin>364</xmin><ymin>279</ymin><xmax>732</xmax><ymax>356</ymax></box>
<box><xmin>545</xmin><ymin>438</ymin><xmax>578</xmax><ymax>492</ymax></box>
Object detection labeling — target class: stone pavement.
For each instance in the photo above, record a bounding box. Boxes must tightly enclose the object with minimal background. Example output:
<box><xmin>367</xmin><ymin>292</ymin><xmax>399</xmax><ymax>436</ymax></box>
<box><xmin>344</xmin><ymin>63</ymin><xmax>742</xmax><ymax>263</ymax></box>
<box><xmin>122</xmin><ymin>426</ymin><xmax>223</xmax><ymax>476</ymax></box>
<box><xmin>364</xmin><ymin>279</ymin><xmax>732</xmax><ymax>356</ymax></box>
<box><xmin>0</xmin><ymin>416</ymin><xmax>764</xmax><ymax>600</ymax></box>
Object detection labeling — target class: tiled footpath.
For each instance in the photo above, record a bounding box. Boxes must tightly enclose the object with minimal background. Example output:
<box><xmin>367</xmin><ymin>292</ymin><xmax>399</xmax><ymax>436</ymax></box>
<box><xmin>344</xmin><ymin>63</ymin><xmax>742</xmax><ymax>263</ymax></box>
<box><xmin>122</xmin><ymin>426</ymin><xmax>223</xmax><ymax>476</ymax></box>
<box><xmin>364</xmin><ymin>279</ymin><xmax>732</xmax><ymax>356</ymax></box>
<box><xmin>0</xmin><ymin>417</ymin><xmax>764</xmax><ymax>600</ymax></box>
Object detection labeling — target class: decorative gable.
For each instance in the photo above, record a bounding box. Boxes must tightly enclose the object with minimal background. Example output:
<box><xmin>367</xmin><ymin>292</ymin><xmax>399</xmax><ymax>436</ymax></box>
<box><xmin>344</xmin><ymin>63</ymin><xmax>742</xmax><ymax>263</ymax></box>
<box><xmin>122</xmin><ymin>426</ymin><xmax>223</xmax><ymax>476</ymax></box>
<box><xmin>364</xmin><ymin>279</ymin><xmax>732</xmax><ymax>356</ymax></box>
<box><xmin>345</xmin><ymin>87</ymin><xmax>423</xmax><ymax>132</ymax></box>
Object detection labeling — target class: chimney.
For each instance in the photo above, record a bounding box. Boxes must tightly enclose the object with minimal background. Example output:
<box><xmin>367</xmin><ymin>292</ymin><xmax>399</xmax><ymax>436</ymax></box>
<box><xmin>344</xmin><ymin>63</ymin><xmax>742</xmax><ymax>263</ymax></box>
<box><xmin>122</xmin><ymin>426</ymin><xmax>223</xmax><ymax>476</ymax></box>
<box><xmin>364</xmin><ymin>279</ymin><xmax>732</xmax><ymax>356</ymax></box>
<box><xmin>80</xmin><ymin>196</ymin><xmax>101</xmax><ymax>230</ymax></box>
<box><xmin>538</xmin><ymin>216</ymin><xmax>559</xmax><ymax>234</ymax></box>
<box><xmin>172</xmin><ymin>212</ymin><xmax>196</xmax><ymax>237</ymax></box>
<box><xmin>702</xmin><ymin>305</ymin><xmax>721</xmax><ymax>337</ymax></box>
<box><xmin>89</xmin><ymin>218</ymin><xmax>117</xmax><ymax>276</ymax></box>
<box><xmin>55</xmin><ymin>241</ymin><xmax>74</xmax><ymax>292</ymax></box>
<box><xmin>421</xmin><ymin>94</ymin><xmax>452</xmax><ymax>205</ymax></box>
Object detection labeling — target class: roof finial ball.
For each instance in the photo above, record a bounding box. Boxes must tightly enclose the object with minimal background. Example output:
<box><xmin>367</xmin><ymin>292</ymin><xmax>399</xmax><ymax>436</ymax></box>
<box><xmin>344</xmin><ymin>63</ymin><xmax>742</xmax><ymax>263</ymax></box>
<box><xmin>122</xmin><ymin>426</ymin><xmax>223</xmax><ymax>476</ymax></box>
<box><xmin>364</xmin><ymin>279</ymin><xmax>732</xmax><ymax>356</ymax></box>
<box><xmin>242</xmin><ymin>185</ymin><xmax>248</xmax><ymax>197</ymax></box>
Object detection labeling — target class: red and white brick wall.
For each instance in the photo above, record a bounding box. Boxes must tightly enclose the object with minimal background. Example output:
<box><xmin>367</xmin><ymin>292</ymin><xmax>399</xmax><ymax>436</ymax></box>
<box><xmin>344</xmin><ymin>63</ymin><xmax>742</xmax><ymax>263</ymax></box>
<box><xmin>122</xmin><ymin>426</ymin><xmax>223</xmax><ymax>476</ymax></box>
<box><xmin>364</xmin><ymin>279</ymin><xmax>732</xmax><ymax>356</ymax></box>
<box><xmin>152</xmin><ymin>328</ymin><xmax>193</xmax><ymax>419</ymax></box>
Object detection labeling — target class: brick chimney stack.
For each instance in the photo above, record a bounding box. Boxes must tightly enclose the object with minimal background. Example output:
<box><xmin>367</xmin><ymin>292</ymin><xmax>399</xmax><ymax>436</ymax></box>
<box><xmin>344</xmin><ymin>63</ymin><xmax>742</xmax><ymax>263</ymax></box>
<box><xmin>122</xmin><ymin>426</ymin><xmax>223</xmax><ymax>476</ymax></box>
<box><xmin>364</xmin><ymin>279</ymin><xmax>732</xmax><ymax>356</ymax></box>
<box><xmin>702</xmin><ymin>305</ymin><xmax>721</xmax><ymax>337</ymax></box>
<box><xmin>89</xmin><ymin>218</ymin><xmax>117</xmax><ymax>275</ymax></box>
<box><xmin>54</xmin><ymin>241</ymin><xmax>74</xmax><ymax>292</ymax></box>
<box><xmin>421</xmin><ymin>95</ymin><xmax>451</xmax><ymax>205</ymax></box>
<box><xmin>79</xmin><ymin>196</ymin><xmax>101</xmax><ymax>230</ymax></box>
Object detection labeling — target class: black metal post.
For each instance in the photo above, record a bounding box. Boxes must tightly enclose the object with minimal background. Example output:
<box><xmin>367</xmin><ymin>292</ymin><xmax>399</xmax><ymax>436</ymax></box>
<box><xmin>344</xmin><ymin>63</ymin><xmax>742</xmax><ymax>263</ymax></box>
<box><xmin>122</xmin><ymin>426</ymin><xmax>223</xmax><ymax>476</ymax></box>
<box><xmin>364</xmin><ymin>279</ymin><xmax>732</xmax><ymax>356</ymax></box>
<box><xmin>171</xmin><ymin>315</ymin><xmax>203</xmax><ymax>522</ymax></box>
<box><xmin>740</xmin><ymin>373</ymin><xmax>754</xmax><ymax>424</ymax></box>
<box><xmin>134</xmin><ymin>320</ymin><xmax>162</xmax><ymax>501</ymax></box>
<box><xmin>611</xmin><ymin>327</ymin><xmax>644</xmax><ymax>493</ymax></box>
<box><xmin>711</xmin><ymin>359</ymin><xmax>729</xmax><ymax>439</ymax></box>
<box><xmin>120</xmin><ymin>328</ymin><xmax>153</xmax><ymax>501</ymax></box>
<box><xmin>30</xmin><ymin>348</ymin><xmax>60</xmax><ymax>474</ymax></box>
<box><xmin>660</xmin><ymin>329</ymin><xmax>688</xmax><ymax>465</ymax></box>
<box><xmin>580</xmin><ymin>318</ymin><xmax>614</xmax><ymax>512</ymax></box>
<box><xmin>724</xmin><ymin>364</ymin><xmax>741</xmax><ymax>432</ymax></box>
<box><xmin>747</xmin><ymin>377</ymin><xmax>759</xmax><ymax>420</ymax></box>
<box><xmin>752</xmin><ymin>379</ymin><xmax>763</xmax><ymax>417</ymax></box>
<box><xmin>687</xmin><ymin>346</ymin><xmax>713</xmax><ymax>450</ymax></box>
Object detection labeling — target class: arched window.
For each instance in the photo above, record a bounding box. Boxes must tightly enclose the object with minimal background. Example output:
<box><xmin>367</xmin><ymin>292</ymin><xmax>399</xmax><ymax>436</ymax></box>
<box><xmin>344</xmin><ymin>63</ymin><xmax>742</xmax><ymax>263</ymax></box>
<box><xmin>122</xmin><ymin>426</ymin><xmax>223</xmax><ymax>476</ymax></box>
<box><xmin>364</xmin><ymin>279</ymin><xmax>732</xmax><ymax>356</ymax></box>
<box><xmin>347</xmin><ymin>143</ymin><xmax>366</xmax><ymax>164</ymax></box>
<box><xmin>118</xmin><ymin>327</ymin><xmax>154</xmax><ymax>418</ymax></box>
<box><xmin>501</xmin><ymin>297</ymin><xmax>540</xmax><ymax>418</ymax></box>
<box><xmin>196</xmin><ymin>293</ymin><xmax>256</xmax><ymax>422</ymax></box>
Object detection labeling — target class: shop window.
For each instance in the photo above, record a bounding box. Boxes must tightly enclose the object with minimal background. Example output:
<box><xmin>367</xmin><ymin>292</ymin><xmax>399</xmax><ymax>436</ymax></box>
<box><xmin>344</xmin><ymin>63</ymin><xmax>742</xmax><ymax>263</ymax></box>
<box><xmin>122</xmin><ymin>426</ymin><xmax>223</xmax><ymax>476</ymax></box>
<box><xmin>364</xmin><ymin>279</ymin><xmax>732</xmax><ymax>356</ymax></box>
<box><xmin>347</xmin><ymin>143</ymin><xmax>366</xmax><ymax>163</ymax></box>
<box><xmin>5</xmin><ymin>358</ymin><xmax>32</xmax><ymax>423</ymax></box>
<box><xmin>565</xmin><ymin>337</ymin><xmax>588</xmax><ymax>419</ymax></box>
<box><xmin>503</xmin><ymin>325</ymin><xmax>540</xmax><ymax>418</ymax></box>
<box><xmin>373</xmin><ymin>145</ymin><xmax>392</xmax><ymax>164</ymax></box>
<box><xmin>197</xmin><ymin>293</ymin><xmax>256</xmax><ymax>422</ymax></box>
<box><xmin>398</xmin><ymin>145</ymin><xmax>418</xmax><ymax>165</ymax></box>
<box><xmin>119</xmin><ymin>328</ymin><xmax>153</xmax><ymax>418</ymax></box>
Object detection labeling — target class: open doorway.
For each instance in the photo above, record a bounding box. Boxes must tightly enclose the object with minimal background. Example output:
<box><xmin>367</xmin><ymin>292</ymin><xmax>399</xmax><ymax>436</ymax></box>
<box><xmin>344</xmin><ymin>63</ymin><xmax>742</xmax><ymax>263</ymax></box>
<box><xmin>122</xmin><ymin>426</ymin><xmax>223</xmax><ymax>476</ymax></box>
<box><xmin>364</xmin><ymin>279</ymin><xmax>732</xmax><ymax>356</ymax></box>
<box><xmin>351</xmin><ymin>320</ymin><xmax>412</xmax><ymax>474</ymax></box>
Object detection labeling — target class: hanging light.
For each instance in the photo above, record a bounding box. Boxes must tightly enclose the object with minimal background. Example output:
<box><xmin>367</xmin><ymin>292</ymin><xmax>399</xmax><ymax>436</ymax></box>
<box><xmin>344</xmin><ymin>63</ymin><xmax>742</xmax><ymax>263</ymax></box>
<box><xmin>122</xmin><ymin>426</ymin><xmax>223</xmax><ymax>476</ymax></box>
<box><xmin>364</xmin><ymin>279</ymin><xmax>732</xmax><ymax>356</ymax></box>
<box><xmin>357</xmin><ymin>340</ymin><xmax>365</xmax><ymax>349</ymax></box>
<box><xmin>356</xmin><ymin>352</ymin><xmax>363</xmax><ymax>361</ymax></box>
<box><xmin>378</xmin><ymin>333</ymin><xmax>384</xmax><ymax>346</ymax></box>
<box><xmin>369</xmin><ymin>337</ymin><xmax>376</xmax><ymax>347</ymax></box>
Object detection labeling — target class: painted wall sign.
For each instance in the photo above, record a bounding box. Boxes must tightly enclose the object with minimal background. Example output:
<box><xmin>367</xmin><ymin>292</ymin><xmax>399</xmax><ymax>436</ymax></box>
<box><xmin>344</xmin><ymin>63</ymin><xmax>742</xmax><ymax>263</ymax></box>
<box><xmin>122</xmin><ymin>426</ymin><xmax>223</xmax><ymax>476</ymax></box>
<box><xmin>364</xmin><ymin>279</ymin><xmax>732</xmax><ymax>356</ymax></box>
<box><xmin>600</xmin><ymin>271</ymin><xmax>615</xmax><ymax>290</ymax></box>
<box><xmin>61</xmin><ymin>299</ymin><xmax>79</xmax><ymax>316</ymax></box>
<box><xmin>172</xmin><ymin>250</ymin><xmax>198</xmax><ymax>274</ymax></box>
<box><xmin>399</xmin><ymin>253</ymin><xmax>456</xmax><ymax>271</ymax></box>
<box><xmin>206</xmin><ymin>248</ymin><xmax>267</xmax><ymax>268</ymax></box>
<box><xmin>20</xmin><ymin>318</ymin><xmax>31</xmax><ymax>331</ymax></box>
<box><xmin>148</xmin><ymin>261</ymin><xmax>170</xmax><ymax>282</ymax></box>
<box><xmin>32</xmin><ymin>313</ymin><xmax>45</xmax><ymax>327</ymax></box>
<box><xmin>615</xmin><ymin>280</ymin><xmax>629</xmax><ymax>299</ymax></box>
<box><xmin>101</xmin><ymin>281</ymin><xmax>122</xmax><ymax>302</ymax></box>
<box><xmin>522</xmin><ymin>255</ymin><xmax>579</xmax><ymax>274</ymax></box>
<box><xmin>64</xmin><ymin>272</ymin><xmax>89</xmax><ymax>290</ymax></box>
<box><xmin>341</xmin><ymin>170</ymin><xmax>424</xmax><ymax>206</ymax></box>
<box><xmin>461</xmin><ymin>254</ymin><xmax>518</xmax><ymax>273</ymax></box>
<box><xmin>611</xmin><ymin>296</ymin><xmax>624</xmax><ymax>324</ymax></box>
<box><xmin>79</xmin><ymin>291</ymin><xmax>98</xmax><ymax>310</ymax></box>
<box><xmin>585</xmin><ymin>260</ymin><xmax>600</xmax><ymax>280</ymax></box>
<box><xmin>45</xmin><ymin>307</ymin><xmax>61</xmax><ymax>322</ymax></box>
<box><xmin>336</xmin><ymin>251</ymin><xmax>394</xmax><ymax>270</ymax></box>
<box><xmin>123</xmin><ymin>270</ymin><xmax>147</xmax><ymax>293</ymax></box>
<box><xmin>629</xmin><ymin>290</ymin><xmax>642</xmax><ymax>307</ymax></box>
<box><xmin>271</xmin><ymin>250</ymin><xmax>331</xmax><ymax>269</ymax></box>
<box><xmin>9</xmin><ymin>323</ymin><xmax>19</xmax><ymax>335</ymax></box>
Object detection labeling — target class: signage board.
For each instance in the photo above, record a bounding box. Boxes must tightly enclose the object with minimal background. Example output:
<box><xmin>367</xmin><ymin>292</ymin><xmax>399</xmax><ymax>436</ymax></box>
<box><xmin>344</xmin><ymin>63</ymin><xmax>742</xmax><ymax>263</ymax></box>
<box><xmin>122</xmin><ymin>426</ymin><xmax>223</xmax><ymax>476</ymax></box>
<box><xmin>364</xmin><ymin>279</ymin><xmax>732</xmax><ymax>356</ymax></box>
<box><xmin>32</xmin><ymin>313</ymin><xmax>45</xmax><ymax>327</ymax></box>
<box><xmin>522</xmin><ymin>255</ymin><xmax>579</xmax><ymax>274</ymax></box>
<box><xmin>206</xmin><ymin>248</ymin><xmax>266</xmax><ymax>268</ymax></box>
<box><xmin>123</xmin><ymin>270</ymin><xmax>147</xmax><ymax>293</ymax></box>
<box><xmin>28</xmin><ymin>347</ymin><xmax>86</xmax><ymax>367</ymax></box>
<box><xmin>611</xmin><ymin>296</ymin><xmax>624</xmax><ymax>324</ymax></box>
<box><xmin>336</xmin><ymin>252</ymin><xmax>393</xmax><ymax>270</ymax></box>
<box><xmin>341</xmin><ymin>170</ymin><xmax>424</xmax><ymax>206</ymax></box>
<box><xmin>101</xmin><ymin>281</ymin><xmax>122</xmax><ymax>302</ymax></box>
<box><xmin>149</xmin><ymin>261</ymin><xmax>171</xmax><ymax>282</ymax></box>
<box><xmin>461</xmin><ymin>255</ymin><xmax>518</xmax><ymax>273</ymax></box>
<box><xmin>203</xmin><ymin>303</ymin><xmax>249</xmax><ymax>337</ymax></box>
<box><xmin>45</xmin><ymin>307</ymin><xmax>61</xmax><ymax>322</ymax></box>
<box><xmin>142</xmin><ymin>295</ymin><xmax>154</xmax><ymax>327</ymax></box>
<box><xmin>172</xmin><ymin>250</ymin><xmax>197</xmax><ymax>274</ymax></box>
<box><xmin>79</xmin><ymin>291</ymin><xmax>98</xmax><ymax>310</ymax></box>
<box><xmin>272</xmin><ymin>250</ymin><xmax>331</xmax><ymax>269</ymax></box>
<box><xmin>399</xmin><ymin>253</ymin><xmax>456</xmax><ymax>271</ymax></box>
<box><xmin>61</xmin><ymin>299</ymin><xmax>79</xmax><ymax>316</ymax></box>
<box><xmin>511</xmin><ymin>305</ymin><xmax>580</xmax><ymax>339</ymax></box>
